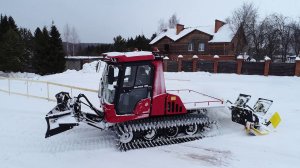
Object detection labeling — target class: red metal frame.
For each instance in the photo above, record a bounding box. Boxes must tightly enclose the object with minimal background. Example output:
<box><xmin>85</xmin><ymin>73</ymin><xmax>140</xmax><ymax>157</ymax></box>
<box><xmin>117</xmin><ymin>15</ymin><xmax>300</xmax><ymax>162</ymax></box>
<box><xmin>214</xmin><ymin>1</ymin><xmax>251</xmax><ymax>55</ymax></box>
<box><xmin>167</xmin><ymin>89</ymin><xmax>224</xmax><ymax>107</ymax></box>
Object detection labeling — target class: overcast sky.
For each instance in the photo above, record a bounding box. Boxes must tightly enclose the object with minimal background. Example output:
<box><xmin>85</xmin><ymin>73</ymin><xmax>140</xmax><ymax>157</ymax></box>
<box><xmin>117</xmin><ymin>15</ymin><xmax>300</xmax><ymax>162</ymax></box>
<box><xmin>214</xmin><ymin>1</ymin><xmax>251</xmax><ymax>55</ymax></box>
<box><xmin>1</xmin><ymin>0</ymin><xmax>300</xmax><ymax>43</ymax></box>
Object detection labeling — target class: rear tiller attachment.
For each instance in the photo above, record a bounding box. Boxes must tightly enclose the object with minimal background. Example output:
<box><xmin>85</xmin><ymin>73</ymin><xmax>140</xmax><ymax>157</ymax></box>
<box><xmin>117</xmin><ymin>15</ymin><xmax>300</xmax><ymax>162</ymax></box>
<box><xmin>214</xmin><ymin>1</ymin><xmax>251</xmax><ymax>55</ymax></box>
<box><xmin>227</xmin><ymin>94</ymin><xmax>281</xmax><ymax>135</ymax></box>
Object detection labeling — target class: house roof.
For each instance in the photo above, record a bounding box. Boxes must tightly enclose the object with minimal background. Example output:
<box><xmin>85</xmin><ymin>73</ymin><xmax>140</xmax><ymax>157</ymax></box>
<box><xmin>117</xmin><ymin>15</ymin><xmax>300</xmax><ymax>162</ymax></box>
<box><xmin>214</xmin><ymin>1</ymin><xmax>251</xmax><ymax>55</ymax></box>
<box><xmin>150</xmin><ymin>24</ymin><xmax>234</xmax><ymax>45</ymax></box>
<box><xmin>209</xmin><ymin>24</ymin><xmax>234</xmax><ymax>43</ymax></box>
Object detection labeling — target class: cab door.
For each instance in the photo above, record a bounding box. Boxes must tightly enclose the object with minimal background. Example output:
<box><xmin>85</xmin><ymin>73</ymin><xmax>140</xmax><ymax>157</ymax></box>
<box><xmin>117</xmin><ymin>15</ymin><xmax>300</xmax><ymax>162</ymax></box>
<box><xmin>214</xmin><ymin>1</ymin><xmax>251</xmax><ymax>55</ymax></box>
<box><xmin>116</xmin><ymin>64</ymin><xmax>153</xmax><ymax>115</ymax></box>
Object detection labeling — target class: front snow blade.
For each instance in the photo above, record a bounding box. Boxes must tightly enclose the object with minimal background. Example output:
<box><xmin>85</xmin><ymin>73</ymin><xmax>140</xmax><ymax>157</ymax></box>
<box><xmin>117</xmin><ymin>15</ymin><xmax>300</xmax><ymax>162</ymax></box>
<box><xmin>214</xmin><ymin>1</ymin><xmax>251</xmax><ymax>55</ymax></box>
<box><xmin>45</xmin><ymin>108</ymin><xmax>79</xmax><ymax>138</ymax></box>
<box><xmin>45</xmin><ymin>92</ymin><xmax>79</xmax><ymax>138</ymax></box>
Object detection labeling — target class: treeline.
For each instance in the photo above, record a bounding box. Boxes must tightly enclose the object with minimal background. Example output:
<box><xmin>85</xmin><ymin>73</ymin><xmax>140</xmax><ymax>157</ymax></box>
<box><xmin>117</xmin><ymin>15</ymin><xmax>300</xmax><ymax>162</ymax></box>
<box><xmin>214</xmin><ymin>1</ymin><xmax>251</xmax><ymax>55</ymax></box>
<box><xmin>76</xmin><ymin>34</ymin><xmax>154</xmax><ymax>55</ymax></box>
<box><xmin>0</xmin><ymin>14</ymin><xmax>65</xmax><ymax>75</ymax></box>
<box><xmin>226</xmin><ymin>2</ymin><xmax>300</xmax><ymax>61</ymax></box>
<box><xmin>76</xmin><ymin>43</ymin><xmax>113</xmax><ymax>56</ymax></box>
<box><xmin>112</xmin><ymin>34</ymin><xmax>153</xmax><ymax>52</ymax></box>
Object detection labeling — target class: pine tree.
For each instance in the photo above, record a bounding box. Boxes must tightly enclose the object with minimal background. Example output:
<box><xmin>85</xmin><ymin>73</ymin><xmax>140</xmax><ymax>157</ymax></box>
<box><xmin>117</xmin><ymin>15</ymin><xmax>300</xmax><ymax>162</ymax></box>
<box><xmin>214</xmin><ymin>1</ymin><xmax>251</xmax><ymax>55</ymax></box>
<box><xmin>0</xmin><ymin>15</ymin><xmax>26</xmax><ymax>72</ymax></box>
<box><xmin>0</xmin><ymin>28</ymin><xmax>25</xmax><ymax>72</ymax></box>
<box><xmin>8</xmin><ymin>16</ymin><xmax>17</xmax><ymax>32</ymax></box>
<box><xmin>127</xmin><ymin>37</ymin><xmax>135</xmax><ymax>51</ymax></box>
<box><xmin>0</xmin><ymin>15</ymin><xmax>9</xmax><ymax>38</ymax></box>
<box><xmin>113</xmin><ymin>35</ymin><xmax>126</xmax><ymax>51</ymax></box>
<box><xmin>19</xmin><ymin>28</ymin><xmax>34</xmax><ymax>71</ymax></box>
<box><xmin>0</xmin><ymin>14</ymin><xmax>66</xmax><ymax>74</ymax></box>
<box><xmin>33</xmin><ymin>27</ymin><xmax>49</xmax><ymax>74</ymax></box>
<box><xmin>49</xmin><ymin>25</ymin><xmax>65</xmax><ymax>73</ymax></box>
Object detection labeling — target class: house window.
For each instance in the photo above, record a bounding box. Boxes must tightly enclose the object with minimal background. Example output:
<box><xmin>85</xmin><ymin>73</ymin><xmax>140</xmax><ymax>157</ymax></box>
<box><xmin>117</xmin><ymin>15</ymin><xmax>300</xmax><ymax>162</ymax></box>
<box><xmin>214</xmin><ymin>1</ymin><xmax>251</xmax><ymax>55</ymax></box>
<box><xmin>198</xmin><ymin>43</ymin><xmax>205</xmax><ymax>52</ymax></box>
<box><xmin>188</xmin><ymin>42</ymin><xmax>194</xmax><ymax>51</ymax></box>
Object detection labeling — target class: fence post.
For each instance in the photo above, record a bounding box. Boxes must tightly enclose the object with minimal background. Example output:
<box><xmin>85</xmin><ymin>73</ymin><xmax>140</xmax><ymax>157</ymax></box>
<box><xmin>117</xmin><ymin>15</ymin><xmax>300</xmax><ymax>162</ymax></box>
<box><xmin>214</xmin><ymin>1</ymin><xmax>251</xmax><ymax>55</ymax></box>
<box><xmin>213</xmin><ymin>55</ymin><xmax>219</xmax><ymax>73</ymax></box>
<box><xmin>47</xmin><ymin>82</ymin><xmax>50</xmax><ymax>101</ymax></box>
<box><xmin>295</xmin><ymin>57</ymin><xmax>300</xmax><ymax>76</ymax></box>
<box><xmin>26</xmin><ymin>80</ymin><xmax>29</xmax><ymax>97</ymax></box>
<box><xmin>163</xmin><ymin>56</ymin><xmax>169</xmax><ymax>72</ymax></box>
<box><xmin>192</xmin><ymin>55</ymin><xmax>198</xmax><ymax>72</ymax></box>
<box><xmin>236</xmin><ymin>55</ymin><xmax>243</xmax><ymax>75</ymax></box>
<box><xmin>264</xmin><ymin>56</ymin><xmax>271</xmax><ymax>76</ymax></box>
<box><xmin>8</xmin><ymin>78</ymin><xmax>10</xmax><ymax>95</ymax></box>
<box><xmin>178</xmin><ymin>55</ymin><xmax>183</xmax><ymax>72</ymax></box>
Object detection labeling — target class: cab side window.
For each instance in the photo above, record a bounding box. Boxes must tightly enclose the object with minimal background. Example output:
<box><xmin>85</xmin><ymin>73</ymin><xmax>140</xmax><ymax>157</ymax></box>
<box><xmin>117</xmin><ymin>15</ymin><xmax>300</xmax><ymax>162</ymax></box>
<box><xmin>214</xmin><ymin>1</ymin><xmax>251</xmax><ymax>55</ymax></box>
<box><xmin>135</xmin><ymin>65</ymin><xmax>151</xmax><ymax>86</ymax></box>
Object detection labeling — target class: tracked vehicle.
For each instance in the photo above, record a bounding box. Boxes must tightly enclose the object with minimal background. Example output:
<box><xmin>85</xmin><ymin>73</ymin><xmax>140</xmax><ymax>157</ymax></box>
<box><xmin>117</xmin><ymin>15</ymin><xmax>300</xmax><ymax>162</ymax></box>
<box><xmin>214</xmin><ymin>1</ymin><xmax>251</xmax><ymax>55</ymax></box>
<box><xmin>45</xmin><ymin>51</ymin><xmax>281</xmax><ymax>151</ymax></box>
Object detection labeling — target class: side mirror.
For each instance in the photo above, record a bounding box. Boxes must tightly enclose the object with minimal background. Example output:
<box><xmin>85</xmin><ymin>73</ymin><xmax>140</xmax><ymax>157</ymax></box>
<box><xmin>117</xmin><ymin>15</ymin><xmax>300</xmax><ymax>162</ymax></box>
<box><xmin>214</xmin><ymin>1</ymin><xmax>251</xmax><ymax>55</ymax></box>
<box><xmin>108</xmin><ymin>66</ymin><xmax>114</xmax><ymax>85</ymax></box>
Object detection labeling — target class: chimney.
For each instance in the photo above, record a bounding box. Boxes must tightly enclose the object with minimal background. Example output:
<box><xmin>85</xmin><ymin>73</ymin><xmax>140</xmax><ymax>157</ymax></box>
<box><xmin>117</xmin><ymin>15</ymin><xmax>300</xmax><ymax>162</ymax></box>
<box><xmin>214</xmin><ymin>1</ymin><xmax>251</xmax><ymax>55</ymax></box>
<box><xmin>215</xmin><ymin>19</ymin><xmax>225</xmax><ymax>33</ymax></box>
<box><xmin>176</xmin><ymin>24</ymin><xmax>184</xmax><ymax>35</ymax></box>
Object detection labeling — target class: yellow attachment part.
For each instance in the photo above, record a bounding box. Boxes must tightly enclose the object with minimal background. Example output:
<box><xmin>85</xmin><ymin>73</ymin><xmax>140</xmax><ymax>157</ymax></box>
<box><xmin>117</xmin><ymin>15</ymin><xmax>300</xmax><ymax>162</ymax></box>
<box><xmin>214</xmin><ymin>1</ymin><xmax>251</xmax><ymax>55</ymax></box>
<box><xmin>171</xmin><ymin>96</ymin><xmax>176</xmax><ymax>101</ymax></box>
<box><xmin>245</xmin><ymin>122</ymin><xmax>269</xmax><ymax>136</ymax></box>
<box><xmin>249</xmin><ymin>128</ymin><xmax>269</xmax><ymax>136</ymax></box>
<box><xmin>269</xmin><ymin>112</ymin><xmax>281</xmax><ymax>128</ymax></box>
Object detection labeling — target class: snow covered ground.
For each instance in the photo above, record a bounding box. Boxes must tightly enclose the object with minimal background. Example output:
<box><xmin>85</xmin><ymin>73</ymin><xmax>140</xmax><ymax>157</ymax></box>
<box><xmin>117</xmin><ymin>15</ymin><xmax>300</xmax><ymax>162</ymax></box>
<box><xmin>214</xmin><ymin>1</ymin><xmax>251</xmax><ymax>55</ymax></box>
<box><xmin>1</xmin><ymin>62</ymin><xmax>300</xmax><ymax>168</ymax></box>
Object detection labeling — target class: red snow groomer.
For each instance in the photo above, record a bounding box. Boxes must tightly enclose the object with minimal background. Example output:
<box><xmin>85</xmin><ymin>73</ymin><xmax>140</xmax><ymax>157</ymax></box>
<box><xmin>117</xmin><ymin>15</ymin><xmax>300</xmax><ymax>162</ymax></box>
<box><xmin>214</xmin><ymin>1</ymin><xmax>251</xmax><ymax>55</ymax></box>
<box><xmin>45</xmin><ymin>51</ymin><xmax>281</xmax><ymax>151</ymax></box>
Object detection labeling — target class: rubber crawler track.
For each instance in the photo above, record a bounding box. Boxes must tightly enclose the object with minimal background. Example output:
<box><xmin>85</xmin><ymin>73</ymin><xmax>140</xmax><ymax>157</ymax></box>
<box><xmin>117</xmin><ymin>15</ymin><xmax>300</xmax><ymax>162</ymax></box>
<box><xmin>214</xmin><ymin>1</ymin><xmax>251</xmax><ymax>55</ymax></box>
<box><xmin>114</xmin><ymin>113</ymin><xmax>215</xmax><ymax>151</ymax></box>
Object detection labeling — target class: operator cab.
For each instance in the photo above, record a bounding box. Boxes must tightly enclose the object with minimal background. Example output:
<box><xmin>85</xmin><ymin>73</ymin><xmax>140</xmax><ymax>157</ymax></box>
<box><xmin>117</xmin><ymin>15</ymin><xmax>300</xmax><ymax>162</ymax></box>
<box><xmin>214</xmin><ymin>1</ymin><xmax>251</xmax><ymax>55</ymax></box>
<box><xmin>99</xmin><ymin>52</ymin><xmax>155</xmax><ymax>115</ymax></box>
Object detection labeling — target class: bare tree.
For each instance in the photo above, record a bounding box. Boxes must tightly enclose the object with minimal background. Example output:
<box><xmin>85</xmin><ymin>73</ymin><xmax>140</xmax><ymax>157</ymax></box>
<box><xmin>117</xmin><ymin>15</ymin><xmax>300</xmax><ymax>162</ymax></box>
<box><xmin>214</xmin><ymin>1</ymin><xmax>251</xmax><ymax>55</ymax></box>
<box><xmin>63</xmin><ymin>24</ymin><xmax>71</xmax><ymax>56</ymax></box>
<box><xmin>227</xmin><ymin>2</ymin><xmax>300</xmax><ymax>62</ymax></box>
<box><xmin>226</xmin><ymin>2</ymin><xmax>258</xmax><ymax>35</ymax></box>
<box><xmin>290</xmin><ymin>21</ymin><xmax>300</xmax><ymax>56</ymax></box>
<box><xmin>262</xmin><ymin>15</ymin><xmax>280</xmax><ymax>59</ymax></box>
<box><xmin>226</xmin><ymin>2</ymin><xmax>259</xmax><ymax>55</ymax></box>
<box><xmin>157</xmin><ymin>13</ymin><xmax>180</xmax><ymax>33</ymax></box>
<box><xmin>248</xmin><ymin>20</ymin><xmax>266</xmax><ymax>59</ymax></box>
<box><xmin>70</xmin><ymin>26</ymin><xmax>79</xmax><ymax>56</ymax></box>
<box><xmin>157</xmin><ymin>19</ymin><xmax>168</xmax><ymax>33</ymax></box>
<box><xmin>168</xmin><ymin>13</ymin><xmax>180</xmax><ymax>29</ymax></box>
<box><xmin>273</xmin><ymin>14</ymin><xmax>292</xmax><ymax>62</ymax></box>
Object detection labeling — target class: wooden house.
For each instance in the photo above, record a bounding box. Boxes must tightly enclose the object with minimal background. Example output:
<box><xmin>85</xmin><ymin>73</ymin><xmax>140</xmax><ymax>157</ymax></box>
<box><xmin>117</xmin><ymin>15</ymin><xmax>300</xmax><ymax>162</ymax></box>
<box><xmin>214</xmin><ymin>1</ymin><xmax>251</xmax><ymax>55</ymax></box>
<box><xmin>150</xmin><ymin>20</ymin><xmax>247</xmax><ymax>60</ymax></box>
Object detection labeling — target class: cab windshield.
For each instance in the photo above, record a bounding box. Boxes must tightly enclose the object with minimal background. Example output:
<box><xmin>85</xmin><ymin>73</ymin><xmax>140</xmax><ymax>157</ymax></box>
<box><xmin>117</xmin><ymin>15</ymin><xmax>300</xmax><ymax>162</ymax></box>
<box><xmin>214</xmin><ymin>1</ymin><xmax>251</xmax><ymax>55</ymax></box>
<box><xmin>99</xmin><ymin>64</ymin><xmax>119</xmax><ymax>104</ymax></box>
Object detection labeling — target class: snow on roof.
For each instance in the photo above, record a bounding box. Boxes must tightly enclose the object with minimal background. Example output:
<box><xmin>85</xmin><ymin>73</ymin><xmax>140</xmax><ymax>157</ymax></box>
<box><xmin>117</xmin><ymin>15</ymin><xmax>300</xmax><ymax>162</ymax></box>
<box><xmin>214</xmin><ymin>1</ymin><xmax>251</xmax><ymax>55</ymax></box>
<box><xmin>103</xmin><ymin>51</ymin><xmax>153</xmax><ymax>57</ymax></box>
<box><xmin>264</xmin><ymin>56</ymin><xmax>271</xmax><ymax>61</ymax></box>
<box><xmin>209</xmin><ymin>24</ymin><xmax>234</xmax><ymax>43</ymax></box>
<box><xmin>237</xmin><ymin>54</ymin><xmax>250</xmax><ymax>60</ymax></box>
<box><xmin>237</xmin><ymin>55</ymin><xmax>244</xmax><ymax>59</ymax></box>
<box><xmin>150</xmin><ymin>24</ymin><xmax>235</xmax><ymax>45</ymax></box>
<box><xmin>150</xmin><ymin>26</ymin><xmax>215</xmax><ymax>45</ymax></box>
<box><xmin>102</xmin><ymin>51</ymin><xmax>154</xmax><ymax>62</ymax></box>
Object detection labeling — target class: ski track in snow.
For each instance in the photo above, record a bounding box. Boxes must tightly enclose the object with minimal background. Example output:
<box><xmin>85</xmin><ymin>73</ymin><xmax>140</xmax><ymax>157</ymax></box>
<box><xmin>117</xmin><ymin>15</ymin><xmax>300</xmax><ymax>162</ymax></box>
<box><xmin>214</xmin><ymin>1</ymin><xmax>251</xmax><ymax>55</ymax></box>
<box><xmin>1</xmin><ymin>63</ymin><xmax>300</xmax><ymax>168</ymax></box>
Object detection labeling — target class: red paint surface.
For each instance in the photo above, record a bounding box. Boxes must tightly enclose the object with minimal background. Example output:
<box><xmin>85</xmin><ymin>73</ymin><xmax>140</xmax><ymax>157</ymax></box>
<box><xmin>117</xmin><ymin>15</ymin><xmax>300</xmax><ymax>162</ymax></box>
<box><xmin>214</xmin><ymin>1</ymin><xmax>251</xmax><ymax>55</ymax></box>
<box><xmin>103</xmin><ymin>98</ymin><xmax>151</xmax><ymax>123</ymax></box>
<box><xmin>151</xmin><ymin>94</ymin><xmax>168</xmax><ymax>116</ymax></box>
<box><xmin>152</xmin><ymin>60</ymin><xmax>166</xmax><ymax>96</ymax></box>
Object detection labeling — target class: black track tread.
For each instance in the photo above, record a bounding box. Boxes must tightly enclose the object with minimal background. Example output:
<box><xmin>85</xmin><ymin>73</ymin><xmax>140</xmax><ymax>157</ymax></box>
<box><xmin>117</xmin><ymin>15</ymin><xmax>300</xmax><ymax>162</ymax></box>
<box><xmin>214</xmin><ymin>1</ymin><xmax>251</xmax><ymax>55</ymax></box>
<box><xmin>115</xmin><ymin>113</ymin><xmax>214</xmax><ymax>151</ymax></box>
